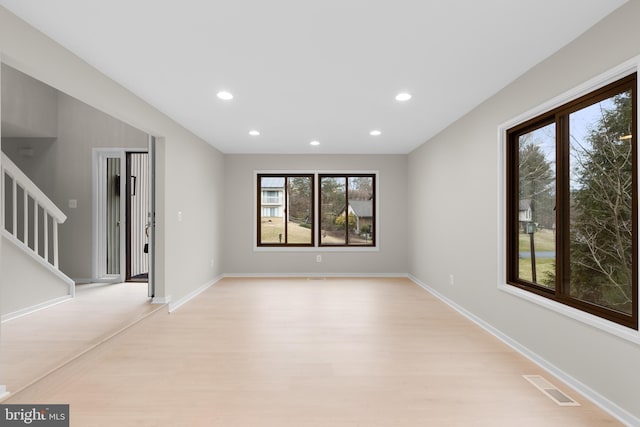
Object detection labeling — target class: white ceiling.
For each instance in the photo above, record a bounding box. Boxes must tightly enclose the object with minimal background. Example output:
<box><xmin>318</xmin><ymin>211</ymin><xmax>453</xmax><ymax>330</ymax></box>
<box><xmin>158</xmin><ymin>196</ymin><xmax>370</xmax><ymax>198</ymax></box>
<box><xmin>0</xmin><ymin>0</ymin><xmax>627</xmax><ymax>154</ymax></box>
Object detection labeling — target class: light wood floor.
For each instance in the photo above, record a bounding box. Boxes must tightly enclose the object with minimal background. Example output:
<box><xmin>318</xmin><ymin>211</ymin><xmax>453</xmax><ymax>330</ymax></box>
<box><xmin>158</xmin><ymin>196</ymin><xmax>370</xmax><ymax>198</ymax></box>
<box><xmin>1</xmin><ymin>281</ymin><xmax>159</xmax><ymax>394</ymax></box>
<box><xmin>1</xmin><ymin>277</ymin><xmax>621</xmax><ymax>426</ymax></box>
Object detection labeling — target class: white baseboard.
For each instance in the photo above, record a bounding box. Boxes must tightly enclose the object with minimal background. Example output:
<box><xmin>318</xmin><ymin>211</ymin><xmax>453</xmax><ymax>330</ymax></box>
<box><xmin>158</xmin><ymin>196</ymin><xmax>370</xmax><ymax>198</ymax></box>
<box><xmin>72</xmin><ymin>278</ymin><xmax>98</xmax><ymax>284</ymax></box>
<box><xmin>168</xmin><ymin>275</ymin><xmax>224</xmax><ymax>313</ymax></box>
<box><xmin>407</xmin><ymin>275</ymin><xmax>639</xmax><ymax>427</ymax></box>
<box><xmin>222</xmin><ymin>272</ymin><xmax>409</xmax><ymax>278</ymax></box>
<box><xmin>1</xmin><ymin>295</ymin><xmax>73</xmax><ymax>323</ymax></box>
<box><xmin>152</xmin><ymin>295</ymin><xmax>171</xmax><ymax>305</ymax></box>
<box><xmin>0</xmin><ymin>385</ymin><xmax>9</xmax><ymax>402</ymax></box>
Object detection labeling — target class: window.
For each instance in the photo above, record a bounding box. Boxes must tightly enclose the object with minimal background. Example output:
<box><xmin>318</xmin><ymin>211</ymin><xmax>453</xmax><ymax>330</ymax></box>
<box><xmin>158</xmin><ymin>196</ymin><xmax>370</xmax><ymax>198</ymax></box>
<box><xmin>319</xmin><ymin>174</ymin><xmax>375</xmax><ymax>246</ymax></box>
<box><xmin>257</xmin><ymin>174</ymin><xmax>314</xmax><ymax>246</ymax></box>
<box><xmin>256</xmin><ymin>172</ymin><xmax>378</xmax><ymax>249</ymax></box>
<box><xmin>506</xmin><ymin>73</ymin><xmax>637</xmax><ymax>329</ymax></box>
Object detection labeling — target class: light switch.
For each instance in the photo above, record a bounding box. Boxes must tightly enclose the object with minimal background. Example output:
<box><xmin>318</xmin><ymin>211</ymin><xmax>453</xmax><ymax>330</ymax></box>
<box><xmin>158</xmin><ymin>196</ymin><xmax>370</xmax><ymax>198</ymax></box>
<box><xmin>68</xmin><ymin>199</ymin><xmax>78</xmax><ymax>209</ymax></box>
<box><xmin>177</xmin><ymin>211</ymin><xmax>183</xmax><ymax>222</ymax></box>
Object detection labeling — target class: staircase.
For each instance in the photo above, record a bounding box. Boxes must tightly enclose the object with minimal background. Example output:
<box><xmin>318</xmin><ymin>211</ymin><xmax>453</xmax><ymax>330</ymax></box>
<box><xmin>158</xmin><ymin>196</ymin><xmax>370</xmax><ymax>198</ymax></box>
<box><xmin>1</xmin><ymin>152</ymin><xmax>75</xmax><ymax>321</ymax></box>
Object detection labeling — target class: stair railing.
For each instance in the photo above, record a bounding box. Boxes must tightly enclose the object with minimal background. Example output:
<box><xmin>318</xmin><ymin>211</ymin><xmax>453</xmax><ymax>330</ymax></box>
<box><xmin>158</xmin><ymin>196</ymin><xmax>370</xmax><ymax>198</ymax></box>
<box><xmin>1</xmin><ymin>152</ymin><xmax>67</xmax><ymax>269</ymax></box>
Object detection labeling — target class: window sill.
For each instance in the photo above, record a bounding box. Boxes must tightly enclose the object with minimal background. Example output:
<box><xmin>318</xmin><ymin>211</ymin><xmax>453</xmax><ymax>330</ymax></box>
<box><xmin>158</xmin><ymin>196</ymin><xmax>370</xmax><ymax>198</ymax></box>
<box><xmin>254</xmin><ymin>246</ymin><xmax>379</xmax><ymax>253</ymax></box>
<box><xmin>498</xmin><ymin>282</ymin><xmax>640</xmax><ymax>345</ymax></box>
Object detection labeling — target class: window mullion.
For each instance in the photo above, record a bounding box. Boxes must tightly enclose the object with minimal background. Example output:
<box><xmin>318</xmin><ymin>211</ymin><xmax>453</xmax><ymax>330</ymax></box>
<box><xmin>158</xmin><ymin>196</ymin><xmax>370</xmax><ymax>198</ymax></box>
<box><xmin>283</xmin><ymin>177</ymin><xmax>288</xmax><ymax>244</ymax></box>
<box><xmin>344</xmin><ymin>176</ymin><xmax>349</xmax><ymax>245</ymax></box>
<box><xmin>557</xmin><ymin>114</ymin><xmax>571</xmax><ymax>299</ymax></box>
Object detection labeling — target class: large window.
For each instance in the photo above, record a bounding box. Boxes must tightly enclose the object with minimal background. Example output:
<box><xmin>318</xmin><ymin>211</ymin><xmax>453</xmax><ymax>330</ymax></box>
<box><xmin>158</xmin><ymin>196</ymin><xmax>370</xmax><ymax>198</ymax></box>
<box><xmin>319</xmin><ymin>174</ymin><xmax>375</xmax><ymax>246</ymax></box>
<box><xmin>257</xmin><ymin>174</ymin><xmax>314</xmax><ymax>246</ymax></box>
<box><xmin>506</xmin><ymin>73</ymin><xmax>637</xmax><ymax>329</ymax></box>
<box><xmin>256</xmin><ymin>172</ymin><xmax>377</xmax><ymax>249</ymax></box>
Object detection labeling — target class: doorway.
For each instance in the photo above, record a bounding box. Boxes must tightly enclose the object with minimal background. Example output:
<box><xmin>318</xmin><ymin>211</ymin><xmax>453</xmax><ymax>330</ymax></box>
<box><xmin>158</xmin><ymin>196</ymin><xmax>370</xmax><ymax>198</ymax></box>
<box><xmin>125</xmin><ymin>152</ymin><xmax>149</xmax><ymax>282</ymax></box>
<box><xmin>105</xmin><ymin>156</ymin><xmax>121</xmax><ymax>276</ymax></box>
<box><xmin>94</xmin><ymin>148</ymin><xmax>152</xmax><ymax>291</ymax></box>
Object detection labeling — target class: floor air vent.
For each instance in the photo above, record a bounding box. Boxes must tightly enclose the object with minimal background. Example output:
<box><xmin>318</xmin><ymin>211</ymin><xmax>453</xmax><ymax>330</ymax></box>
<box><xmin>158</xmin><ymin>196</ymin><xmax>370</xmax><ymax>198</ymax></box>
<box><xmin>523</xmin><ymin>375</ymin><xmax>580</xmax><ymax>406</ymax></box>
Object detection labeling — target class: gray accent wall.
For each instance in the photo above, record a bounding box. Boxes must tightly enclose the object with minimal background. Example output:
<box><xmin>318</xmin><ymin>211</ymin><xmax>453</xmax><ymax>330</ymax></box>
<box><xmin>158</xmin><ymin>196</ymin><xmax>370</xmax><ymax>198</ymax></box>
<box><xmin>223</xmin><ymin>154</ymin><xmax>408</xmax><ymax>275</ymax></box>
<box><xmin>407</xmin><ymin>1</ymin><xmax>640</xmax><ymax>421</ymax></box>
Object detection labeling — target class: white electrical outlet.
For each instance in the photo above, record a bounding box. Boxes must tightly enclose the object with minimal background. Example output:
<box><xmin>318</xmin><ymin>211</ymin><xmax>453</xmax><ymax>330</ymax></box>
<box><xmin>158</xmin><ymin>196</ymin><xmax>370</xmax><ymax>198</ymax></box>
<box><xmin>449</xmin><ymin>274</ymin><xmax>454</xmax><ymax>285</ymax></box>
<box><xmin>316</xmin><ymin>255</ymin><xmax>322</xmax><ymax>263</ymax></box>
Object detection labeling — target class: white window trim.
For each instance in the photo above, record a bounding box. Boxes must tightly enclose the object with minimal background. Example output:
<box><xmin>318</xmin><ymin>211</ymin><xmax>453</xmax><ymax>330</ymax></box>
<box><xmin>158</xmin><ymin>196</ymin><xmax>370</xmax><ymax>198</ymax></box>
<box><xmin>254</xmin><ymin>170</ymin><xmax>380</xmax><ymax>252</ymax></box>
<box><xmin>497</xmin><ymin>56</ymin><xmax>640</xmax><ymax>345</ymax></box>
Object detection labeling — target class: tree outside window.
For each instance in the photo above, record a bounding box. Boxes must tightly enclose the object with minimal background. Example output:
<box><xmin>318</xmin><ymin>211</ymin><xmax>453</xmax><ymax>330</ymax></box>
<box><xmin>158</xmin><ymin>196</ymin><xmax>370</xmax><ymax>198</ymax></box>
<box><xmin>319</xmin><ymin>174</ymin><xmax>375</xmax><ymax>246</ymax></box>
<box><xmin>507</xmin><ymin>73</ymin><xmax>637</xmax><ymax>329</ymax></box>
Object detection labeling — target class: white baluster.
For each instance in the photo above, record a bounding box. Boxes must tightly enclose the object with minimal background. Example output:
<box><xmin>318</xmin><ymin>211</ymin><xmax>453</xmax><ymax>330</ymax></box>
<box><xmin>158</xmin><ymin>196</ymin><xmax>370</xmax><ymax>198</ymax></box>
<box><xmin>2</xmin><ymin>153</ymin><xmax>67</xmax><ymax>271</ymax></box>
<box><xmin>53</xmin><ymin>220</ymin><xmax>59</xmax><ymax>268</ymax></box>
<box><xmin>44</xmin><ymin>211</ymin><xmax>49</xmax><ymax>263</ymax></box>
<box><xmin>12</xmin><ymin>176</ymin><xmax>17</xmax><ymax>237</ymax></box>
<box><xmin>24</xmin><ymin>190</ymin><xmax>29</xmax><ymax>246</ymax></box>
<box><xmin>34</xmin><ymin>202</ymin><xmax>39</xmax><ymax>255</ymax></box>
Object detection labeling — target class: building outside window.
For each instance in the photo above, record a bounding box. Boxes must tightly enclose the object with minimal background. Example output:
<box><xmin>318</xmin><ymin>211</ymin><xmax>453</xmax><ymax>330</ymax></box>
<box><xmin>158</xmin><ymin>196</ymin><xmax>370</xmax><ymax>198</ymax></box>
<box><xmin>257</xmin><ymin>174</ymin><xmax>313</xmax><ymax>246</ymax></box>
<box><xmin>256</xmin><ymin>172</ymin><xmax>377</xmax><ymax>249</ymax></box>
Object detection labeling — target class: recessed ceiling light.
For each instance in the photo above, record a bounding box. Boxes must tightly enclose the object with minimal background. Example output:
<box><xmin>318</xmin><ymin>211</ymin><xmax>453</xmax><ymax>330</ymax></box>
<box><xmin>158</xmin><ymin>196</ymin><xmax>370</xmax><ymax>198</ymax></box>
<box><xmin>310</xmin><ymin>140</ymin><xmax>320</xmax><ymax>146</ymax></box>
<box><xmin>216</xmin><ymin>91</ymin><xmax>233</xmax><ymax>100</ymax></box>
<box><xmin>249</xmin><ymin>130</ymin><xmax>260</xmax><ymax>136</ymax></box>
<box><xmin>395</xmin><ymin>92</ymin><xmax>412</xmax><ymax>101</ymax></box>
<box><xmin>370</xmin><ymin>130</ymin><xmax>382</xmax><ymax>136</ymax></box>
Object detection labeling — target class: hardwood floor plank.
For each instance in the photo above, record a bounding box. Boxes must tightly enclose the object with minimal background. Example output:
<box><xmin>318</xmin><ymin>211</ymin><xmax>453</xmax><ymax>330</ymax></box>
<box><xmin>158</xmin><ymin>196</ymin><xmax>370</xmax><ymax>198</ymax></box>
<box><xmin>1</xmin><ymin>282</ymin><xmax>157</xmax><ymax>394</ymax></box>
<box><xmin>1</xmin><ymin>278</ymin><xmax>622</xmax><ymax>426</ymax></box>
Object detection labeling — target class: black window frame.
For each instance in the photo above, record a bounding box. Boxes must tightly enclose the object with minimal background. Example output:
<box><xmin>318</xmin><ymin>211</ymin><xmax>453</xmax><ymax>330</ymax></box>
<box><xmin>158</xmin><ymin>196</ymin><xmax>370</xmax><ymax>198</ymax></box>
<box><xmin>257</xmin><ymin>173</ymin><xmax>315</xmax><ymax>247</ymax></box>
<box><xmin>506</xmin><ymin>73</ymin><xmax>638</xmax><ymax>330</ymax></box>
<box><xmin>318</xmin><ymin>173</ymin><xmax>376</xmax><ymax>247</ymax></box>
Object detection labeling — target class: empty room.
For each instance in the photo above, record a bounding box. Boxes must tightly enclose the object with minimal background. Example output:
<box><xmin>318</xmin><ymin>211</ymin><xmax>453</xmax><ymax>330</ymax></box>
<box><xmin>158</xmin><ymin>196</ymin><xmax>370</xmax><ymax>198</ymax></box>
<box><xmin>0</xmin><ymin>1</ymin><xmax>639</xmax><ymax>426</ymax></box>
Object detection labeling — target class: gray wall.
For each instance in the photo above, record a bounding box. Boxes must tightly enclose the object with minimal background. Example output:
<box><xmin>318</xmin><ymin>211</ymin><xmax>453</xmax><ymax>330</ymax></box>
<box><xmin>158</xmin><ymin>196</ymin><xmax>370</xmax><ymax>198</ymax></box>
<box><xmin>54</xmin><ymin>92</ymin><xmax>148</xmax><ymax>280</ymax></box>
<box><xmin>0</xmin><ymin>6</ymin><xmax>225</xmax><ymax>307</ymax></box>
<box><xmin>223</xmin><ymin>154</ymin><xmax>408</xmax><ymax>275</ymax></box>
<box><xmin>1</xmin><ymin>238</ymin><xmax>70</xmax><ymax>316</ymax></box>
<box><xmin>408</xmin><ymin>1</ymin><xmax>640</xmax><ymax>422</ymax></box>
<box><xmin>1</xmin><ymin>64</ymin><xmax>56</xmax><ymax>138</ymax></box>
<box><xmin>2</xmin><ymin>66</ymin><xmax>149</xmax><ymax>280</ymax></box>
<box><xmin>163</xmin><ymin>134</ymin><xmax>224</xmax><ymax>302</ymax></box>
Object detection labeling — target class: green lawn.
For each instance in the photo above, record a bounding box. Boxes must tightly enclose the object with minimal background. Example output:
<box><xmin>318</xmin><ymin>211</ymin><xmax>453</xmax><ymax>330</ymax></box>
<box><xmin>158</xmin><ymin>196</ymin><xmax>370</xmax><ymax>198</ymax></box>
<box><xmin>518</xmin><ymin>257</ymin><xmax>555</xmax><ymax>288</ymax></box>
<box><xmin>261</xmin><ymin>218</ymin><xmax>311</xmax><ymax>244</ymax></box>
<box><xmin>518</xmin><ymin>228</ymin><xmax>555</xmax><ymax>287</ymax></box>
<box><xmin>519</xmin><ymin>228</ymin><xmax>555</xmax><ymax>252</ymax></box>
